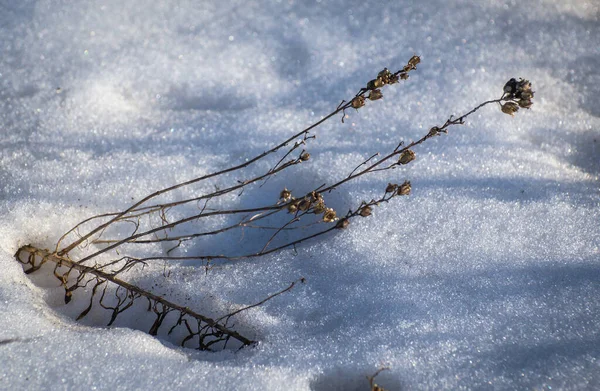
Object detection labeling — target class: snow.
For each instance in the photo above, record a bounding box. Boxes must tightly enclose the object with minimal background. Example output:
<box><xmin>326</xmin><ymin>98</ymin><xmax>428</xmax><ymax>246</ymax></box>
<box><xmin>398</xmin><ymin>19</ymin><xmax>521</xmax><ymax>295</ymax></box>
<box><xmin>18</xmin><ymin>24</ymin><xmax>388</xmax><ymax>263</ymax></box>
<box><xmin>1</xmin><ymin>0</ymin><xmax>599</xmax><ymax>390</ymax></box>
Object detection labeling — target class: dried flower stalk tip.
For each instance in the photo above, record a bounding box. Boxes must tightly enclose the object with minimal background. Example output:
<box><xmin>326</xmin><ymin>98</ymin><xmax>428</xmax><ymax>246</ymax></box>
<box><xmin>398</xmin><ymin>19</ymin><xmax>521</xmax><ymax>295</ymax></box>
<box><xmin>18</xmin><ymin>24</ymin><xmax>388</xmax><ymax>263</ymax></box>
<box><xmin>503</xmin><ymin>78</ymin><xmax>534</xmax><ymax>112</ymax></box>
<box><xmin>323</xmin><ymin>208</ymin><xmax>338</xmax><ymax>223</ymax></box>
<box><xmin>368</xmin><ymin>89</ymin><xmax>383</xmax><ymax>101</ymax></box>
<box><xmin>385</xmin><ymin>183</ymin><xmax>398</xmax><ymax>193</ymax></box>
<box><xmin>336</xmin><ymin>218</ymin><xmax>350</xmax><ymax>229</ymax></box>
<box><xmin>300</xmin><ymin>152</ymin><xmax>310</xmax><ymax>161</ymax></box>
<box><xmin>351</xmin><ymin>96</ymin><xmax>365</xmax><ymax>109</ymax></box>
<box><xmin>501</xmin><ymin>102</ymin><xmax>519</xmax><ymax>116</ymax></box>
<box><xmin>359</xmin><ymin>206</ymin><xmax>372</xmax><ymax>217</ymax></box>
<box><xmin>280</xmin><ymin>188</ymin><xmax>292</xmax><ymax>201</ymax></box>
<box><xmin>397</xmin><ymin>181</ymin><xmax>411</xmax><ymax>196</ymax></box>
<box><xmin>398</xmin><ymin>149</ymin><xmax>416</xmax><ymax>165</ymax></box>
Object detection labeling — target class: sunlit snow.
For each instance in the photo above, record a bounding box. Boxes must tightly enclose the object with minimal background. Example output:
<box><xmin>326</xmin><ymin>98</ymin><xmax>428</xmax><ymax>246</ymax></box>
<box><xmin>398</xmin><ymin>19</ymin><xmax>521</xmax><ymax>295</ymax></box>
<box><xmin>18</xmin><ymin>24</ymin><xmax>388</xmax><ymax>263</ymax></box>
<box><xmin>1</xmin><ymin>1</ymin><xmax>599</xmax><ymax>390</ymax></box>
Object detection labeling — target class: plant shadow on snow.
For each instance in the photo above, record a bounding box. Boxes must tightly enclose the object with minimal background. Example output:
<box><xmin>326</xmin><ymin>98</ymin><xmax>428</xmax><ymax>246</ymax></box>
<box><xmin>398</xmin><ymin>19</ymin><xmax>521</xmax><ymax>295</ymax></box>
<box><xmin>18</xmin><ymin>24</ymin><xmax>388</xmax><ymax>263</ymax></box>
<box><xmin>300</xmin><ymin>254</ymin><xmax>600</xmax><ymax>389</ymax></box>
<box><xmin>489</xmin><ymin>10</ymin><xmax>600</xmax><ymax>177</ymax></box>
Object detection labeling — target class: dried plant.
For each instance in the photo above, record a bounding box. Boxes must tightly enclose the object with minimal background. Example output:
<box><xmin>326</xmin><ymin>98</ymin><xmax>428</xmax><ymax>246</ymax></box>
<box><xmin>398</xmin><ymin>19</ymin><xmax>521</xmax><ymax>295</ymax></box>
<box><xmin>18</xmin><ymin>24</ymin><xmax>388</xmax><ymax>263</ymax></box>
<box><xmin>15</xmin><ymin>55</ymin><xmax>534</xmax><ymax>350</ymax></box>
<box><xmin>367</xmin><ymin>367</ymin><xmax>390</xmax><ymax>391</ymax></box>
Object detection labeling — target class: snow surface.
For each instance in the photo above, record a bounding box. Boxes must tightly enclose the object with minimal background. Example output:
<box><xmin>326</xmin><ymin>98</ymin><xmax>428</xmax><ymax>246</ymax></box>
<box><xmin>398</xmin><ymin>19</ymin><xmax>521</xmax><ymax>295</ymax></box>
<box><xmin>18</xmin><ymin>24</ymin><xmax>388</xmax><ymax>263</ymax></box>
<box><xmin>1</xmin><ymin>0</ymin><xmax>599</xmax><ymax>390</ymax></box>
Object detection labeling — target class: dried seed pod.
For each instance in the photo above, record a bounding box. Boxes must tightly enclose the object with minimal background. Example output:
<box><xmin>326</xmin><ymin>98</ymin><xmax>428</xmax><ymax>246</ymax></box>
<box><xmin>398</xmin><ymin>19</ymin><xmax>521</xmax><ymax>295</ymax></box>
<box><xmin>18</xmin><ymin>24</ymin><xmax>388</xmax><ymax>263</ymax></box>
<box><xmin>387</xmin><ymin>73</ymin><xmax>399</xmax><ymax>84</ymax></box>
<box><xmin>297</xmin><ymin>198</ymin><xmax>311</xmax><ymax>211</ymax></box>
<box><xmin>310</xmin><ymin>191</ymin><xmax>323</xmax><ymax>203</ymax></box>
<box><xmin>280</xmin><ymin>188</ymin><xmax>292</xmax><ymax>201</ymax></box>
<box><xmin>377</xmin><ymin>68</ymin><xmax>394</xmax><ymax>84</ymax></box>
<box><xmin>407</xmin><ymin>55</ymin><xmax>421</xmax><ymax>69</ymax></box>
<box><xmin>501</xmin><ymin>102</ymin><xmax>519</xmax><ymax>116</ymax></box>
<box><xmin>518</xmin><ymin>99</ymin><xmax>533</xmax><ymax>109</ymax></box>
<box><xmin>367</xmin><ymin>78</ymin><xmax>384</xmax><ymax>90</ymax></box>
<box><xmin>503</xmin><ymin>78</ymin><xmax>517</xmax><ymax>95</ymax></box>
<box><xmin>287</xmin><ymin>202</ymin><xmax>298</xmax><ymax>213</ymax></box>
<box><xmin>371</xmin><ymin>383</ymin><xmax>387</xmax><ymax>391</ymax></box>
<box><xmin>398</xmin><ymin>149</ymin><xmax>416</xmax><ymax>165</ymax></box>
<box><xmin>400</xmin><ymin>73</ymin><xmax>409</xmax><ymax>80</ymax></box>
<box><xmin>351</xmin><ymin>96</ymin><xmax>365</xmax><ymax>109</ymax></box>
<box><xmin>300</xmin><ymin>152</ymin><xmax>311</xmax><ymax>161</ymax></box>
<box><xmin>397</xmin><ymin>181</ymin><xmax>411</xmax><ymax>196</ymax></box>
<box><xmin>323</xmin><ymin>208</ymin><xmax>337</xmax><ymax>223</ymax></box>
<box><xmin>517</xmin><ymin>78</ymin><xmax>532</xmax><ymax>92</ymax></box>
<box><xmin>312</xmin><ymin>200</ymin><xmax>326</xmax><ymax>215</ymax></box>
<box><xmin>428</xmin><ymin>126</ymin><xmax>442</xmax><ymax>137</ymax></box>
<box><xmin>336</xmin><ymin>218</ymin><xmax>350</xmax><ymax>229</ymax></box>
<box><xmin>385</xmin><ymin>183</ymin><xmax>398</xmax><ymax>193</ymax></box>
<box><xmin>377</xmin><ymin>68</ymin><xmax>391</xmax><ymax>79</ymax></box>
<box><xmin>359</xmin><ymin>206</ymin><xmax>372</xmax><ymax>217</ymax></box>
<box><xmin>519</xmin><ymin>90</ymin><xmax>534</xmax><ymax>100</ymax></box>
<box><xmin>368</xmin><ymin>89</ymin><xmax>383</xmax><ymax>101</ymax></box>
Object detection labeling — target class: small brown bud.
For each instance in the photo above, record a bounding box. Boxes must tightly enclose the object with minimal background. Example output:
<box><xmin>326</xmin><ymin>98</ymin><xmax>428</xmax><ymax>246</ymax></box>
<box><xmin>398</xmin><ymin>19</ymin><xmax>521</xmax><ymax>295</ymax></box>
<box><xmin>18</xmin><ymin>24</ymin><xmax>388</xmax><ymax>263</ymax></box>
<box><xmin>323</xmin><ymin>208</ymin><xmax>337</xmax><ymax>223</ymax></box>
<box><xmin>287</xmin><ymin>202</ymin><xmax>298</xmax><ymax>213</ymax></box>
<box><xmin>400</xmin><ymin>73</ymin><xmax>409</xmax><ymax>80</ymax></box>
<box><xmin>385</xmin><ymin>183</ymin><xmax>397</xmax><ymax>193</ymax></box>
<box><xmin>351</xmin><ymin>96</ymin><xmax>365</xmax><ymax>109</ymax></box>
<box><xmin>501</xmin><ymin>102</ymin><xmax>519</xmax><ymax>116</ymax></box>
<box><xmin>280</xmin><ymin>188</ymin><xmax>292</xmax><ymax>201</ymax></box>
<box><xmin>397</xmin><ymin>181</ymin><xmax>411</xmax><ymax>196</ymax></box>
<box><xmin>298</xmin><ymin>198</ymin><xmax>311</xmax><ymax>211</ymax></box>
<box><xmin>398</xmin><ymin>149</ymin><xmax>416</xmax><ymax>165</ymax></box>
<box><xmin>367</xmin><ymin>78</ymin><xmax>384</xmax><ymax>90</ymax></box>
<box><xmin>359</xmin><ymin>206</ymin><xmax>372</xmax><ymax>217</ymax></box>
<box><xmin>336</xmin><ymin>218</ymin><xmax>350</xmax><ymax>229</ymax></box>
<box><xmin>368</xmin><ymin>89</ymin><xmax>383</xmax><ymax>101</ymax></box>
<box><xmin>300</xmin><ymin>152</ymin><xmax>310</xmax><ymax>161</ymax></box>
